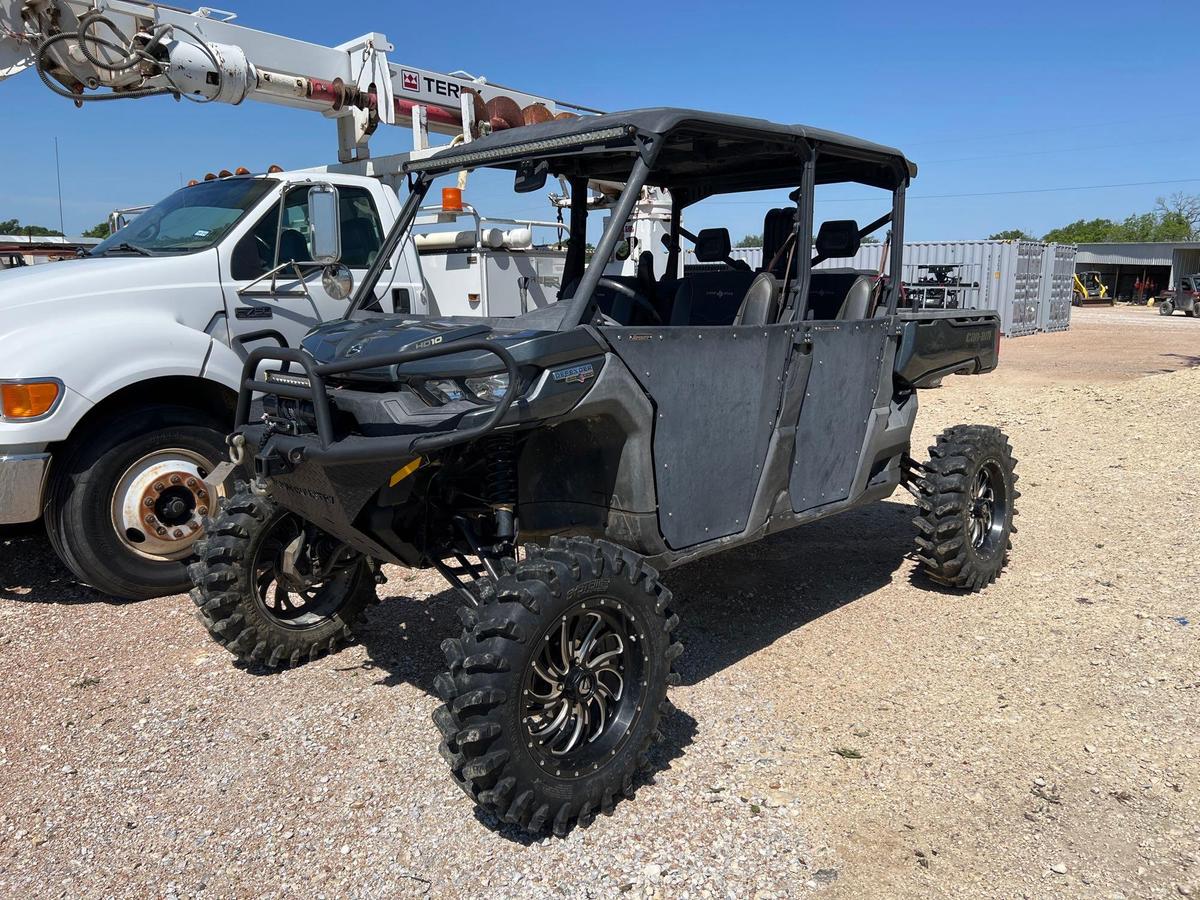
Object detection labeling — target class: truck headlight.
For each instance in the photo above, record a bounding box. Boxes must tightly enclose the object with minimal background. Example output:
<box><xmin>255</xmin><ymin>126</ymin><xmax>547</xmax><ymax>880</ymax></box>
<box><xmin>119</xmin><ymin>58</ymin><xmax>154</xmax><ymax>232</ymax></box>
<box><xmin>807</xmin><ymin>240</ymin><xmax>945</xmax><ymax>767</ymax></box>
<box><xmin>464</xmin><ymin>373</ymin><xmax>510</xmax><ymax>402</ymax></box>
<box><xmin>1</xmin><ymin>379</ymin><xmax>62</xmax><ymax>420</ymax></box>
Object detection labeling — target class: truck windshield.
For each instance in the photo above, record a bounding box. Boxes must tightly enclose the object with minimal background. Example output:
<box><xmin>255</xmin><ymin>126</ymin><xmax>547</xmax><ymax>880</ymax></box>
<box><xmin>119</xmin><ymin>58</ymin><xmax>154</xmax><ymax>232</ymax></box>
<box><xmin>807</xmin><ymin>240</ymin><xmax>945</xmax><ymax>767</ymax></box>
<box><xmin>92</xmin><ymin>177</ymin><xmax>277</xmax><ymax>256</ymax></box>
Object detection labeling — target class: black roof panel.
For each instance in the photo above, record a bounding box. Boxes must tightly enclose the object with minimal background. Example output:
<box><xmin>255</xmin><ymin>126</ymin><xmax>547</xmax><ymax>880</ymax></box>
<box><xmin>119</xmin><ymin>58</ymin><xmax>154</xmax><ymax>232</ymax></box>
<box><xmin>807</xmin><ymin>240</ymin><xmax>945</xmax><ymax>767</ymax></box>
<box><xmin>405</xmin><ymin>107</ymin><xmax>917</xmax><ymax>196</ymax></box>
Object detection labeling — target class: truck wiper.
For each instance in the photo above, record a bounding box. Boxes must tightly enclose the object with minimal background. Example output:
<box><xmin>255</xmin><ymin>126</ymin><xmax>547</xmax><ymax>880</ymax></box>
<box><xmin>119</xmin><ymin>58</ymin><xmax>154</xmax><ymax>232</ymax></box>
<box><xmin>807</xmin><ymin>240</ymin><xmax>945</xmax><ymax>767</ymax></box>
<box><xmin>97</xmin><ymin>242</ymin><xmax>153</xmax><ymax>257</ymax></box>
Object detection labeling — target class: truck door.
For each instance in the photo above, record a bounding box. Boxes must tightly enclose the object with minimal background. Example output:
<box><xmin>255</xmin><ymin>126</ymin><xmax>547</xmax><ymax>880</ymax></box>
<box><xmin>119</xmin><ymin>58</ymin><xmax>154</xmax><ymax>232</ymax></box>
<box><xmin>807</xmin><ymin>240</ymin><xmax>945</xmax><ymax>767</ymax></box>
<box><xmin>221</xmin><ymin>184</ymin><xmax>390</xmax><ymax>351</ymax></box>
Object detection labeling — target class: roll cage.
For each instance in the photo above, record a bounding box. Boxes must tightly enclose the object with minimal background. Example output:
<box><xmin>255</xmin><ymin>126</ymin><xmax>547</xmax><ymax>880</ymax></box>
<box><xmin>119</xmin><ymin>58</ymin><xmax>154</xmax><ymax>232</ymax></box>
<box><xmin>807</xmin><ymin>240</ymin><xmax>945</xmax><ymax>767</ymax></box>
<box><xmin>348</xmin><ymin>108</ymin><xmax>918</xmax><ymax>328</ymax></box>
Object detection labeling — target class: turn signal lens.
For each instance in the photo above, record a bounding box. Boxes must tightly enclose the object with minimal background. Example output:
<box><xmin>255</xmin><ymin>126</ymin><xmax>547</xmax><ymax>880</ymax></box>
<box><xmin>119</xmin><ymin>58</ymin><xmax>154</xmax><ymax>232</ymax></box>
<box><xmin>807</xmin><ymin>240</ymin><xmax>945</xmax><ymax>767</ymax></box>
<box><xmin>1</xmin><ymin>381</ymin><xmax>60</xmax><ymax>419</ymax></box>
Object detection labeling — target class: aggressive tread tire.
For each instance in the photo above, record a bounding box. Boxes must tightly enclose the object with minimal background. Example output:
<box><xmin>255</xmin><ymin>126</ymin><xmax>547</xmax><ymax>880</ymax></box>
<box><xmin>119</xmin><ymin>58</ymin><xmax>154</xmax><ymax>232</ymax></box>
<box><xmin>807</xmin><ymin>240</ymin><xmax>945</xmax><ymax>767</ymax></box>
<box><xmin>188</xmin><ymin>484</ymin><xmax>375</xmax><ymax>670</ymax></box>
<box><xmin>912</xmin><ymin>424</ymin><xmax>1018</xmax><ymax>591</ymax></box>
<box><xmin>433</xmin><ymin>536</ymin><xmax>681</xmax><ymax>837</ymax></box>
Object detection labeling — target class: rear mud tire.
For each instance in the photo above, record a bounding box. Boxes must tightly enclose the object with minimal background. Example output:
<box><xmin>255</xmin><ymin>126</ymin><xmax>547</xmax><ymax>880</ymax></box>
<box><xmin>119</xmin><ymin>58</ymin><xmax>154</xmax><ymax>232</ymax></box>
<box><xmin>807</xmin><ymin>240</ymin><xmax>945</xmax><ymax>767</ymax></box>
<box><xmin>913</xmin><ymin>425</ymin><xmax>1018</xmax><ymax>592</ymax></box>
<box><xmin>1159</xmin><ymin>300</ymin><xmax>1174</xmax><ymax>316</ymax></box>
<box><xmin>432</xmin><ymin>537</ymin><xmax>681</xmax><ymax>837</ymax></box>
<box><xmin>188</xmin><ymin>485</ymin><xmax>375</xmax><ymax>669</ymax></box>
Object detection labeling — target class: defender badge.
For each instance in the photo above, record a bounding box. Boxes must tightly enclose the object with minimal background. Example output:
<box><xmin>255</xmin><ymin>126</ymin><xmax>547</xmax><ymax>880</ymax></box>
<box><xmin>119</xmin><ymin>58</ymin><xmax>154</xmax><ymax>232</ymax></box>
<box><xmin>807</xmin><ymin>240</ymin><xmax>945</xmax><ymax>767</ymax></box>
<box><xmin>552</xmin><ymin>363</ymin><xmax>596</xmax><ymax>385</ymax></box>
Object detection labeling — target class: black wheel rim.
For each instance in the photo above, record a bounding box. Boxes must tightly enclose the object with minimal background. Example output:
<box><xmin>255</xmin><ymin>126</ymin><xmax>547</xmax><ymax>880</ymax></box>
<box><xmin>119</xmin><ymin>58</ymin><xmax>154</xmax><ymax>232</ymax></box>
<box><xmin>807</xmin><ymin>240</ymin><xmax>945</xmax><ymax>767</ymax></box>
<box><xmin>969</xmin><ymin>460</ymin><xmax>1009</xmax><ymax>555</ymax></box>
<box><xmin>251</xmin><ymin>515</ymin><xmax>357</xmax><ymax>629</ymax></box>
<box><xmin>522</xmin><ymin>598</ymin><xmax>648</xmax><ymax>778</ymax></box>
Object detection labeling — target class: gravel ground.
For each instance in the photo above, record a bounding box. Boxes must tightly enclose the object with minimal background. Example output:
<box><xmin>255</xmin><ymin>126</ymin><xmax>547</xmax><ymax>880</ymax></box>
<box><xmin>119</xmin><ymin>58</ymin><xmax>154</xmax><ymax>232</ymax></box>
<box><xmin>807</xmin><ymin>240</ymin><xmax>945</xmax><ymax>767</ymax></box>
<box><xmin>1</xmin><ymin>306</ymin><xmax>1198</xmax><ymax>899</ymax></box>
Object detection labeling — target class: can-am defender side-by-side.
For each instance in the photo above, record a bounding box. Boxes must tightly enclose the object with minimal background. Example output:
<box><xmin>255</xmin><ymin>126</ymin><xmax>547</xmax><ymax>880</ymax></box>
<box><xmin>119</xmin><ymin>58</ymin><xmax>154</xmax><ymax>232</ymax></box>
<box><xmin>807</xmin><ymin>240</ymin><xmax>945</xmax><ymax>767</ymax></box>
<box><xmin>189</xmin><ymin>109</ymin><xmax>1018</xmax><ymax>835</ymax></box>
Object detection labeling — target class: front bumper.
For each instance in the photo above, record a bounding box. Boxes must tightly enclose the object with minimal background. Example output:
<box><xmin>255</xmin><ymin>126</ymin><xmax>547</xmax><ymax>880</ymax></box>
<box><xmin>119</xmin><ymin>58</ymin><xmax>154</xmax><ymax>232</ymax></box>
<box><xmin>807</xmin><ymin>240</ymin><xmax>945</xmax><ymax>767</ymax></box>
<box><xmin>0</xmin><ymin>452</ymin><xmax>50</xmax><ymax>524</ymax></box>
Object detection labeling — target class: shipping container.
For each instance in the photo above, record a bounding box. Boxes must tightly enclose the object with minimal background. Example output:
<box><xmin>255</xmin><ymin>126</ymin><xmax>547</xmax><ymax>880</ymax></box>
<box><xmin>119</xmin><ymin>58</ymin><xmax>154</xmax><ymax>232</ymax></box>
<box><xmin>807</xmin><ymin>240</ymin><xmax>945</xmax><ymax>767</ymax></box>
<box><xmin>1039</xmin><ymin>243</ymin><xmax>1076</xmax><ymax>333</ymax></box>
<box><xmin>685</xmin><ymin>239</ymin><xmax>1075</xmax><ymax>337</ymax></box>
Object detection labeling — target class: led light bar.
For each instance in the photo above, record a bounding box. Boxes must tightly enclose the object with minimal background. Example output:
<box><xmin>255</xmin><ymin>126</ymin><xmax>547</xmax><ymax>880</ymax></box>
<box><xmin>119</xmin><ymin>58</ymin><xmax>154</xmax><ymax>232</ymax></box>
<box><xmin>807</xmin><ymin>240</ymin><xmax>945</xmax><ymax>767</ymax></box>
<box><xmin>404</xmin><ymin>126</ymin><xmax>635</xmax><ymax>174</ymax></box>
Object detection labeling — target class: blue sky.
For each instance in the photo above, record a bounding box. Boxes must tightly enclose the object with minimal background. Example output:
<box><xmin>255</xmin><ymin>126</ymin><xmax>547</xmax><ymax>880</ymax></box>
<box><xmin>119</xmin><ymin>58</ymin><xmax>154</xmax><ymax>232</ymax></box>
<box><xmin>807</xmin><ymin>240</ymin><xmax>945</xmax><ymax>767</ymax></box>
<box><xmin>2</xmin><ymin>0</ymin><xmax>1198</xmax><ymax>240</ymax></box>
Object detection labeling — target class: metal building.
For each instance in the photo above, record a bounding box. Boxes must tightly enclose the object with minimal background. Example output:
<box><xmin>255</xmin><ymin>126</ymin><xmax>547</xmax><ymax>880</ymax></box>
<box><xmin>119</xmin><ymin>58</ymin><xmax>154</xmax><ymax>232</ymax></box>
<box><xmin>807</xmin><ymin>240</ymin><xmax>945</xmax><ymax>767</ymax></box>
<box><xmin>1074</xmin><ymin>241</ymin><xmax>1200</xmax><ymax>301</ymax></box>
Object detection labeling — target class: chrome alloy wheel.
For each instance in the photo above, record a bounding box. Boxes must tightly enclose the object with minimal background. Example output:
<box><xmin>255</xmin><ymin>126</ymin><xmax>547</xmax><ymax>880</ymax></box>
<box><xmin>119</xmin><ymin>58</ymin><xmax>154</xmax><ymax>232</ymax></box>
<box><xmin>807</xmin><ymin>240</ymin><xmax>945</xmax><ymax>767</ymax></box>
<box><xmin>969</xmin><ymin>460</ymin><xmax>1009</xmax><ymax>554</ymax></box>
<box><xmin>522</xmin><ymin>600</ymin><xmax>648</xmax><ymax>777</ymax></box>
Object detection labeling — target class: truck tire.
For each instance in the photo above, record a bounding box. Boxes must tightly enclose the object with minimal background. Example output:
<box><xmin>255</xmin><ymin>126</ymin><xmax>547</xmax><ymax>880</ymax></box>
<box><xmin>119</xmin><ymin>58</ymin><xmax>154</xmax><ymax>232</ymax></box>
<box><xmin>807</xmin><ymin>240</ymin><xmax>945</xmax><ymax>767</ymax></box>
<box><xmin>432</xmin><ymin>537</ymin><xmax>681</xmax><ymax>836</ymax></box>
<box><xmin>913</xmin><ymin>425</ymin><xmax>1018</xmax><ymax>591</ymax></box>
<box><xmin>189</xmin><ymin>485</ymin><xmax>375</xmax><ymax>669</ymax></box>
<box><xmin>45</xmin><ymin>405</ymin><xmax>230</xmax><ymax>600</ymax></box>
<box><xmin>1159</xmin><ymin>300</ymin><xmax>1174</xmax><ymax>316</ymax></box>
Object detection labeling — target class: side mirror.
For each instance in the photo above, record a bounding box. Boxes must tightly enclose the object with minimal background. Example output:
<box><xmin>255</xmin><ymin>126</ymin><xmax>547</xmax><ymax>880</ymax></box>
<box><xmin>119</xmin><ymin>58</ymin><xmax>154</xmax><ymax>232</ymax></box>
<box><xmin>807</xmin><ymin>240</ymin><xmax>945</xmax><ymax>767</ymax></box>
<box><xmin>322</xmin><ymin>263</ymin><xmax>354</xmax><ymax>301</ymax></box>
<box><xmin>308</xmin><ymin>184</ymin><xmax>341</xmax><ymax>264</ymax></box>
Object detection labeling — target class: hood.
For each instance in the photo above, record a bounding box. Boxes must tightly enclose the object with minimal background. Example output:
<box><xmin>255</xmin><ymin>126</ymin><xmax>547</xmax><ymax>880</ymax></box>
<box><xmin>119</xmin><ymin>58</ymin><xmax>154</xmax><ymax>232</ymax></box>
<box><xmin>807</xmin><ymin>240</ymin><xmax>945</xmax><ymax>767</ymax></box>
<box><xmin>300</xmin><ymin>313</ymin><xmax>601</xmax><ymax>385</ymax></box>
<box><xmin>301</xmin><ymin>316</ymin><xmax>508</xmax><ymax>384</ymax></box>
<box><xmin>0</xmin><ymin>254</ymin><xmax>204</xmax><ymax>314</ymax></box>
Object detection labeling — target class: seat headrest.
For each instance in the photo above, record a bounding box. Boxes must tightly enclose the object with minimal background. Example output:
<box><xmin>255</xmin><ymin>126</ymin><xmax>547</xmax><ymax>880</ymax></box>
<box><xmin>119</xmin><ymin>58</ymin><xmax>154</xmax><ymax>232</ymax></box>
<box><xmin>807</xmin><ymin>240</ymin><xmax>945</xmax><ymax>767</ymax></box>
<box><xmin>694</xmin><ymin>228</ymin><xmax>731</xmax><ymax>263</ymax></box>
<box><xmin>815</xmin><ymin>220</ymin><xmax>861</xmax><ymax>259</ymax></box>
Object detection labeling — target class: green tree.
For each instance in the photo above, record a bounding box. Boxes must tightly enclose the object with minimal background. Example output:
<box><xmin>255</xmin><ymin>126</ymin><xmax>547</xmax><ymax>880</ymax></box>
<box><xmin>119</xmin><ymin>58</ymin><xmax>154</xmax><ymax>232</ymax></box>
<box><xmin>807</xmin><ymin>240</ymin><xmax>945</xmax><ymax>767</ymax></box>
<box><xmin>736</xmin><ymin>233</ymin><xmax>763</xmax><ymax>248</ymax></box>
<box><xmin>82</xmin><ymin>222</ymin><xmax>110</xmax><ymax>238</ymax></box>
<box><xmin>988</xmin><ymin>229</ymin><xmax>1036</xmax><ymax>241</ymax></box>
<box><xmin>0</xmin><ymin>218</ymin><xmax>64</xmax><ymax>237</ymax></box>
<box><xmin>1042</xmin><ymin>218</ymin><xmax>1121</xmax><ymax>243</ymax></box>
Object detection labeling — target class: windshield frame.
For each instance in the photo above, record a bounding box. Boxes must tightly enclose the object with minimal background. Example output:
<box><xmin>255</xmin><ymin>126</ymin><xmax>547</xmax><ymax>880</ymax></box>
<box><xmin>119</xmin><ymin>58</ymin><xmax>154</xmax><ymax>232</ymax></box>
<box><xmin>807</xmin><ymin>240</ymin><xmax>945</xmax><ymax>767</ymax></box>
<box><xmin>92</xmin><ymin>176</ymin><xmax>279</xmax><ymax>257</ymax></box>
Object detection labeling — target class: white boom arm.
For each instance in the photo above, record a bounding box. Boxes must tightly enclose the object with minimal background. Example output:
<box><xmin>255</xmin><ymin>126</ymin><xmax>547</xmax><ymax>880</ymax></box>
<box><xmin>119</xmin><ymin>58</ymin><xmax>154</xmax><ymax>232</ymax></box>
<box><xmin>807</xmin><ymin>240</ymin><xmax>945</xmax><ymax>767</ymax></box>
<box><xmin>0</xmin><ymin>0</ymin><xmax>598</xmax><ymax>161</ymax></box>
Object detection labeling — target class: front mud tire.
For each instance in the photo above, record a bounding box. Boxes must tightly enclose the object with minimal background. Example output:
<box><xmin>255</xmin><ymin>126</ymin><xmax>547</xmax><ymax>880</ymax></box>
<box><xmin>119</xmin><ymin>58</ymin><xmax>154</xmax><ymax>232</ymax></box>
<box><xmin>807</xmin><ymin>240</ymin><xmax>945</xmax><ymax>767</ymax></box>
<box><xmin>913</xmin><ymin>425</ymin><xmax>1018</xmax><ymax>591</ymax></box>
<box><xmin>432</xmin><ymin>537</ymin><xmax>682</xmax><ymax>837</ymax></box>
<box><xmin>188</xmin><ymin>485</ymin><xmax>375</xmax><ymax>669</ymax></box>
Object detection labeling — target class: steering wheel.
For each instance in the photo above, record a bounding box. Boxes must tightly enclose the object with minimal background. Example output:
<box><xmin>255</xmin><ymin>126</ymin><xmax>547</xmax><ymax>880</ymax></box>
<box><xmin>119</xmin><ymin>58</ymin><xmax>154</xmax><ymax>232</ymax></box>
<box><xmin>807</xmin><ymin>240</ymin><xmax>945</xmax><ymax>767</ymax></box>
<box><xmin>597</xmin><ymin>277</ymin><xmax>663</xmax><ymax>325</ymax></box>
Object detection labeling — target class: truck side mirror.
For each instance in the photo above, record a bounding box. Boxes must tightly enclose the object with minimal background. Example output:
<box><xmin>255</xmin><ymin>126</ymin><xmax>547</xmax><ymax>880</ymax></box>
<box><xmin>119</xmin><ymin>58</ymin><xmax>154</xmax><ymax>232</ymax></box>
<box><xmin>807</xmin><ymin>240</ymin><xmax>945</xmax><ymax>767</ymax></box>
<box><xmin>307</xmin><ymin>184</ymin><xmax>342</xmax><ymax>264</ymax></box>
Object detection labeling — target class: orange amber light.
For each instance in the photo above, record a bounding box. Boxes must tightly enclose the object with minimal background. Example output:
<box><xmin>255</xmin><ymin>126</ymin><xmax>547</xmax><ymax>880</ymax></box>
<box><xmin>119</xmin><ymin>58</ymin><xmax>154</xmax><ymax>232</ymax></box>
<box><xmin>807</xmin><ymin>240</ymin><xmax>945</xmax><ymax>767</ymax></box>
<box><xmin>1</xmin><ymin>381</ymin><xmax>60</xmax><ymax>418</ymax></box>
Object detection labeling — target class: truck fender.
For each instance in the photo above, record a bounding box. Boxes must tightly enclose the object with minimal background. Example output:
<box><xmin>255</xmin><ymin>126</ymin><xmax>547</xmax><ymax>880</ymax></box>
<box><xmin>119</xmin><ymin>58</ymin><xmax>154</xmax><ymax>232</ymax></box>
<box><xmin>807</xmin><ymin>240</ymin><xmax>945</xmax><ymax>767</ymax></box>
<box><xmin>0</xmin><ymin>318</ymin><xmax>228</xmax><ymax>443</ymax></box>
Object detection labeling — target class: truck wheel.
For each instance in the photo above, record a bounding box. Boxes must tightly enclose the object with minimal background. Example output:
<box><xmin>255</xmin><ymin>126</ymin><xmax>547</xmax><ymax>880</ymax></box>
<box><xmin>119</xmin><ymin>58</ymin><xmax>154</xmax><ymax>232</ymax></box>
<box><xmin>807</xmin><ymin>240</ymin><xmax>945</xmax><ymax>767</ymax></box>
<box><xmin>1159</xmin><ymin>300</ymin><xmax>1174</xmax><ymax>316</ymax></box>
<box><xmin>189</xmin><ymin>485</ymin><xmax>375</xmax><ymax>669</ymax></box>
<box><xmin>432</xmin><ymin>537</ymin><xmax>682</xmax><ymax>836</ymax></box>
<box><xmin>913</xmin><ymin>425</ymin><xmax>1018</xmax><ymax>591</ymax></box>
<box><xmin>45</xmin><ymin>405</ymin><xmax>230</xmax><ymax>600</ymax></box>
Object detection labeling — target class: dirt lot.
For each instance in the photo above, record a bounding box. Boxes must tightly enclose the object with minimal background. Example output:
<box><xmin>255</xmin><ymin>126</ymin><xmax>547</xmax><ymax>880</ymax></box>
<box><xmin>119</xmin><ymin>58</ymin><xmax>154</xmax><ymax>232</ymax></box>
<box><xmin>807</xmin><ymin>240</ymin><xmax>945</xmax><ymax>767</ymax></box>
<box><xmin>1</xmin><ymin>305</ymin><xmax>1198</xmax><ymax>899</ymax></box>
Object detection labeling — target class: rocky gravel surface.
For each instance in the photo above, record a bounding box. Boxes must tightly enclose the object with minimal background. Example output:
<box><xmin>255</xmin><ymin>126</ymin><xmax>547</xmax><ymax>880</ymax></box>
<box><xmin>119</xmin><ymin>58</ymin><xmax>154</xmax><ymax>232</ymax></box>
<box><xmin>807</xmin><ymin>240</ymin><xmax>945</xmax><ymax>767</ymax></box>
<box><xmin>1</xmin><ymin>306</ymin><xmax>1197</xmax><ymax>899</ymax></box>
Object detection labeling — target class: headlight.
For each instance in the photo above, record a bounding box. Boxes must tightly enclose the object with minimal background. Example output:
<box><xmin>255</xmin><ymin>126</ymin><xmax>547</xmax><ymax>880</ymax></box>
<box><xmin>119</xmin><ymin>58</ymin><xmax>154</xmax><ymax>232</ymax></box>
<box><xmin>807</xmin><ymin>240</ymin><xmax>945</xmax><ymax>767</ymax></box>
<box><xmin>464</xmin><ymin>373</ymin><xmax>510</xmax><ymax>402</ymax></box>
<box><xmin>424</xmin><ymin>378</ymin><xmax>468</xmax><ymax>403</ymax></box>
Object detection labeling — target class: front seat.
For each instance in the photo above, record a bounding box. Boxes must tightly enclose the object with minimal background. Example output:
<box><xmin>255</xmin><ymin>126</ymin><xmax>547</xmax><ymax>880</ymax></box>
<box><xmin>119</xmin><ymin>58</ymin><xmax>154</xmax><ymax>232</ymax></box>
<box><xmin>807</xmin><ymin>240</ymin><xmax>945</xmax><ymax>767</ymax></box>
<box><xmin>733</xmin><ymin>272</ymin><xmax>780</xmax><ymax>326</ymax></box>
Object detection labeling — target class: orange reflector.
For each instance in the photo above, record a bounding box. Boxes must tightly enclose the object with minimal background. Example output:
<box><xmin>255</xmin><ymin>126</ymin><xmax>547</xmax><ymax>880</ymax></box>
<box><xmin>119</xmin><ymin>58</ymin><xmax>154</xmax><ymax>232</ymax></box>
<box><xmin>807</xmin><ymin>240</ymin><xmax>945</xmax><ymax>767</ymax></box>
<box><xmin>235</xmin><ymin>166</ymin><xmax>250</xmax><ymax>175</ymax></box>
<box><xmin>203</xmin><ymin>172</ymin><xmax>217</xmax><ymax>181</ymax></box>
<box><xmin>218</xmin><ymin>169</ymin><xmax>233</xmax><ymax>178</ymax></box>
<box><xmin>267</xmin><ymin>164</ymin><xmax>284</xmax><ymax>174</ymax></box>
<box><xmin>1</xmin><ymin>381</ymin><xmax>60</xmax><ymax>419</ymax></box>
<box><xmin>187</xmin><ymin>179</ymin><xmax>199</xmax><ymax>186</ymax></box>
<box><xmin>442</xmin><ymin>187</ymin><xmax>463</xmax><ymax>212</ymax></box>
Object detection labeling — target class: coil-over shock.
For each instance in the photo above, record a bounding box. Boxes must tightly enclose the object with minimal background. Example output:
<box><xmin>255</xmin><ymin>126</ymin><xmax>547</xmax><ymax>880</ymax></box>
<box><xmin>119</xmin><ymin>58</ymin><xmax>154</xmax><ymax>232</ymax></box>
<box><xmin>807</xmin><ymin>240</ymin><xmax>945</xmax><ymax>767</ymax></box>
<box><xmin>484</xmin><ymin>434</ymin><xmax>517</xmax><ymax>548</ymax></box>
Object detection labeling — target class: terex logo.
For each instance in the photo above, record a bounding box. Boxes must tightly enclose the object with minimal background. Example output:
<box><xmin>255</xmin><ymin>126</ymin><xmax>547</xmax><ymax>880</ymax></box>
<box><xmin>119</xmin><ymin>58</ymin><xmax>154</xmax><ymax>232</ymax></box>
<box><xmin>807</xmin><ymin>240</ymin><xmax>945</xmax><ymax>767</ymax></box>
<box><xmin>401</xmin><ymin>69</ymin><xmax>420</xmax><ymax>92</ymax></box>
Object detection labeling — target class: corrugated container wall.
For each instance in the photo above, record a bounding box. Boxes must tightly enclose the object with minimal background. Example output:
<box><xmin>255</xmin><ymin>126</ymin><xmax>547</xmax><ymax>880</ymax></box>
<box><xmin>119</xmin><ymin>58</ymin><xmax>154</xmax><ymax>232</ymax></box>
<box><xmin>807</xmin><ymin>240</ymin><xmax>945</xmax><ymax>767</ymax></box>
<box><xmin>1039</xmin><ymin>244</ymin><xmax>1076</xmax><ymax>333</ymax></box>
<box><xmin>688</xmin><ymin>240</ymin><xmax>1074</xmax><ymax>337</ymax></box>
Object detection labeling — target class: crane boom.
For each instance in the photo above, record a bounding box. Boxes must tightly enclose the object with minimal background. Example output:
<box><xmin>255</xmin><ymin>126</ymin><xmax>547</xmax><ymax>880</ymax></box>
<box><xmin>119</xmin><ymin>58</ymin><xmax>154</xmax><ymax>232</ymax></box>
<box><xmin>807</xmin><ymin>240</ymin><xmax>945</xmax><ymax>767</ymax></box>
<box><xmin>0</xmin><ymin>0</ymin><xmax>598</xmax><ymax>161</ymax></box>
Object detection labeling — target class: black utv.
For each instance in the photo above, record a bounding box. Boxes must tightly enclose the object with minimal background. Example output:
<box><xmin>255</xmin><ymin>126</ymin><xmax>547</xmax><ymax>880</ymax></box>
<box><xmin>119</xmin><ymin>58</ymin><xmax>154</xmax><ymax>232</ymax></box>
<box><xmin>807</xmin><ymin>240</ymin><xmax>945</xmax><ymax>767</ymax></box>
<box><xmin>190</xmin><ymin>108</ymin><xmax>1018</xmax><ymax>837</ymax></box>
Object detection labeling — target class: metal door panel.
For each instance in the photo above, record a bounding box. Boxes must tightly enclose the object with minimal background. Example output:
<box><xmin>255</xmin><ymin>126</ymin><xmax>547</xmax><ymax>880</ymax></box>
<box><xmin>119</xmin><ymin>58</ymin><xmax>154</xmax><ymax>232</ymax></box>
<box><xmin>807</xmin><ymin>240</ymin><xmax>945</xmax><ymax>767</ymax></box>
<box><xmin>789</xmin><ymin>319</ymin><xmax>890</xmax><ymax>513</ymax></box>
<box><xmin>606</xmin><ymin>325</ymin><xmax>790</xmax><ymax>549</ymax></box>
